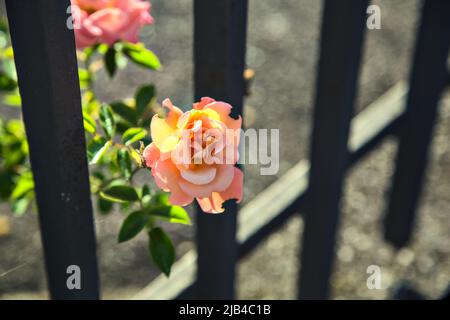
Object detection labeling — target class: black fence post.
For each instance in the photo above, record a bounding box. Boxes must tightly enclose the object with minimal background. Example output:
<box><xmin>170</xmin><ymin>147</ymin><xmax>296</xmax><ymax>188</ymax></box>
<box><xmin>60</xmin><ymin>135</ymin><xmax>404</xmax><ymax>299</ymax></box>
<box><xmin>5</xmin><ymin>0</ymin><xmax>100</xmax><ymax>299</ymax></box>
<box><xmin>298</xmin><ymin>0</ymin><xmax>369</xmax><ymax>300</ymax></box>
<box><xmin>384</xmin><ymin>0</ymin><xmax>450</xmax><ymax>248</ymax></box>
<box><xmin>193</xmin><ymin>0</ymin><xmax>248</xmax><ymax>299</ymax></box>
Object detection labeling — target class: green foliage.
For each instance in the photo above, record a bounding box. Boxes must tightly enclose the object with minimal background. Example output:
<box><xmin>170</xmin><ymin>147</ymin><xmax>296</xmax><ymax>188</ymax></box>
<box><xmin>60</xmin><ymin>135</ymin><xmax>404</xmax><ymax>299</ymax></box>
<box><xmin>83</xmin><ymin>111</ymin><xmax>96</xmax><ymax>134</ymax></box>
<box><xmin>146</xmin><ymin>205</ymin><xmax>191</xmax><ymax>225</ymax></box>
<box><xmin>122</xmin><ymin>42</ymin><xmax>161</xmax><ymax>71</ymax></box>
<box><xmin>0</xmin><ymin>25</ymin><xmax>185</xmax><ymax>276</ymax></box>
<box><xmin>87</xmin><ymin>136</ymin><xmax>111</xmax><ymax>164</ymax></box>
<box><xmin>0</xmin><ymin>71</ymin><xmax>16</xmax><ymax>91</ymax></box>
<box><xmin>118</xmin><ymin>210</ymin><xmax>150</xmax><ymax>243</ymax></box>
<box><xmin>99</xmin><ymin>103</ymin><xmax>116</xmax><ymax>139</ymax></box>
<box><xmin>122</xmin><ymin>127</ymin><xmax>148</xmax><ymax>145</ymax></box>
<box><xmin>135</xmin><ymin>84</ymin><xmax>155</xmax><ymax>116</ymax></box>
<box><xmin>0</xmin><ymin>26</ymin><xmax>18</xmax><ymax>101</ymax></box>
<box><xmin>0</xmin><ymin>113</ymin><xmax>30</xmax><ymax>212</ymax></box>
<box><xmin>149</xmin><ymin>227</ymin><xmax>175</xmax><ymax>276</ymax></box>
<box><xmin>104</xmin><ymin>46</ymin><xmax>118</xmax><ymax>77</ymax></box>
<box><xmin>110</xmin><ymin>101</ymin><xmax>137</xmax><ymax>125</ymax></box>
<box><xmin>98</xmin><ymin>197</ymin><xmax>114</xmax><ymax>215</ymax></box>
<box><xmin>10</xmin><ymin>170</ymin><xmax>34</xmax><ymax>216</ymax></box>
<box><xmin>116</xmin><ymin>148</ymin><xmax>132</xmax><ymax>180</ymax></box>
<box><xmin>100</xmin><ymin>184</ymin><xmax>140</xmax><ymax>203</ymax></box>
<box><xmin>78</xmin><ymin>68</ymin><xmax>91</xmax><ymax>90</ymax></box>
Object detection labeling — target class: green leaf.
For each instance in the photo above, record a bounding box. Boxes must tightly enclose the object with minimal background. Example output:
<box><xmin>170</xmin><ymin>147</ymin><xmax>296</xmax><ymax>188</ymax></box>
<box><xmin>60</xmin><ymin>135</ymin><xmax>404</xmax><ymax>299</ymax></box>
<box><xmin>118</xmin><ymin>210</ymin><xmax>150</xmax><ymax>243</ymax></box>
<box><xmin>6</xmin><ymin>119</ymin><xmax>25</xmax><ymax>138</ymax></box>
<box><xmin>122</xmin><ymin>127</ymin><xmax>148</xmax><ymax>146</ymax></box>
<box><xmin>78</xmin><ymin>68</ymin><xmax>90</xmax><ymax>89</ymax></box>
<box><xmin>116</xmin><ymin>120</ymin><xmax>134</xmax><ymax>135</ymax></box>
<box><xmin>0</xmin><ymin>71</ymin><xmax>17</xmax><ymax>91</ymax></box>
<box><xmin>10</xmin><ymin>171</ymin><xmax>34</xmax><ymax>216</ymax></box>
<box><xmin>153</xmin><ymin>192</ymin><xmax>170</xmax><ymax>206</ymax></box>
<box><xmin>83</xmin><ymin>111</ymin><xmax>96</xmax><ymax>134</ymax></box>
<box><xmin>0</xmin><ymin>23</ymin><xmax>7</xmax><ymax>35</ymax></box>
<box><xmin>98</xmin><ymin>197</ymin><xmax>114</xmax><ymax>215</ymax></box>
<box><xmin>129</xmin><ymin>147</ymin><xmax>143</xmax><ymax>166</ymax></box>
<box><xmin>141</xmin><ymin>185</ymin><xmax>152</xmax><ymax>207</ymax></box>
<box><xmin>115</xmin><ymin>50</ymin><xmax>128</xmax><ymax>69</ymax></box>
<box><xmin>3</xmin><ymin>92</ymin><xmax>21</xmax><ymax>106</ymax></box>
<box><xmin>10</xmin><ymin>172</ymin><xmax>34</xmax><ymax>201</ymax></box>
<box><xmin>100</xmin><ymin>185</ymin><xmax>139</xmax><ymax>203</ymax></box>
<box><xmin>87</xmin><ymin>136</ymin><xmax>112</xmax><ymax>164</ymax></box>
<box><xmin>0</xmin><ymin>31</ymin><xmax>6</xmax><ymax>49</ymax></box>
<box><xmin>3</xmin><ymin>59</ymin><xmax>17</xmax><ymax>81</ymax></box>
<box><xmin>147</xmin><ymin>205</ymin><xmax>191</xmax><ymax>225</ymax></box>
<box><xmin>78</xmin><ymin>68</ymin><xmax>90</xmax><ymax>81</ymax></box>
<box><xmin>110</xmin><ymin>102</ymin><xmax>137</xmax><ymax>125</ymax></box>
<box><xmin>0</xmin><ymin>170</ymin><xmax>14</xmax><ymax>200</ymax></box>
<box><xmin>104</xmin><ymin>46</ymin><xmax>117</xmax><ymax>77</ymax></box>
<box><xmin>149</xmin><ymin>227</ymin><xmax>175</xmax><ymax>276</ymax></box>
<box><xmin>12</xmin><ymin>197</ymin><xmax>31</xmax><ymax>216</ymax></box>
<box><xmin>135</xmin><ymin>85</ymin><xmax>155</xmax><ymax>115</ymax></box>
<box><xmin>83</xmin><ymin>46</ymin><xmax>96</xmax><ymax>62</ymax></box>
<box><xmin>142</xmin><ymin>185</ymin><xmax>151</xmax><ymax>197</ymax></box>
<box><xmin>99</xmin><ymin>104</ymin><xmax>116</xmax><ymax>139</ymax></box>
<box><xmin>116</xmin><ymin>148</ymin><xmax>132</xmax><ymax>179</ymax></box>
<box><xmin>97</xmin><ymin>44</ymin><xmax>109</xmax><ymax>55</ymax></box>
<box><xmin>122</xmin><ymin>43</ymin><xmax>161</xmax><ymax>71</ymax></box>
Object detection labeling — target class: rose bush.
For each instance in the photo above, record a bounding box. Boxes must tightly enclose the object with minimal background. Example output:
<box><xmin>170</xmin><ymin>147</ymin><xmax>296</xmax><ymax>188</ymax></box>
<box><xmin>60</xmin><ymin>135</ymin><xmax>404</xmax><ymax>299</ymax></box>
<box><xmin>1</xmin><ymin>1</ymin><xmax>245</xmax><ymax>277</ymax></box>
<box><xmin>0</xmin><ymin>3</ymin><xmax>188</xmax><ymax>276</ymax></box>
<box><xmin>143</xmin><ymin>97</ymin><xmax>244</xmax><ymax>213</ymax></box>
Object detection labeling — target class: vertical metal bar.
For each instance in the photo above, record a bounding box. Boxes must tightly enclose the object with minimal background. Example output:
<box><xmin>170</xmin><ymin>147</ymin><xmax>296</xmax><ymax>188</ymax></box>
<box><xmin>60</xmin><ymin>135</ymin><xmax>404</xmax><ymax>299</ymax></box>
<box><xmin>194</xmin><ymin>0</ymin><xmax>247</xmax><ymax>299</ymax></box>
<box><xmin>384</xmin><ymin>0</ymin><xmax>450</xmax><ymax>248</ymax></box>
<box><xmin>6</xmin><ymin>0</ymin><xmax>100</xmax><ymax>299</ymax></box>
<box><xmin>299</xmin><ymin>0</ymin><xmax>369</xmax><ymax>299</ymax></box>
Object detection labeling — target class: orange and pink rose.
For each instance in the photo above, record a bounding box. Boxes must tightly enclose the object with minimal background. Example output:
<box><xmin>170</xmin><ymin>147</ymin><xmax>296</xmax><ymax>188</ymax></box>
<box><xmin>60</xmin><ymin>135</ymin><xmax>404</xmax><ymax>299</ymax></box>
<box><xmin>143</xmin><ymin>97</ymin><xmax>243</xmax><ymax>214</ymax></box>
<box><xmin>71</xmin><ymin>0</ymin><xmax>153</xmax><ymax>48</ymax></box>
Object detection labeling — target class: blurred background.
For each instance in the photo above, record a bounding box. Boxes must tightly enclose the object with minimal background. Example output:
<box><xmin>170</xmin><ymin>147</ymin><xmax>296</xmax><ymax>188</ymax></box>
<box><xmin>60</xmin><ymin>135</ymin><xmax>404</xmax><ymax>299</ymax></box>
<box><xmin>1</xmin><ymin>0</ymin><xmax>449</xmax><ymax>299</ymax></box>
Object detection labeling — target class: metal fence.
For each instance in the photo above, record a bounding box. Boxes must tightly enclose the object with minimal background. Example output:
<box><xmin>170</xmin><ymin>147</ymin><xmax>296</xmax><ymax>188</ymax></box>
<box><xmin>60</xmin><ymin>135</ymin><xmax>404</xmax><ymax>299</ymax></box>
<box><xmin>4</xmin><ymin>0</ymin><xmax>450</xmax><ymax>300</ymax></box>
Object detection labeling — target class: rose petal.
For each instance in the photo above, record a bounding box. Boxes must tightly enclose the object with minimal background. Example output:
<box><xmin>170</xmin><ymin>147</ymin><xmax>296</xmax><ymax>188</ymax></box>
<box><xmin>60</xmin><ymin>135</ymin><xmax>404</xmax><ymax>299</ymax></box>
<box><xmin>203</xmin><ymin>101</ymin><xmax>232</xmax><ymax>119</ymax></box>
<box><xmin>196</xmin><ymin>167</ymin><xmax>243</xmax><ymax>213</ymax></box>
<box><xmin>89</xmin><ymin>8</ymin><xmax>127</xmax><ymax>45</ymax></box>
<box><xmin>142</xmin><ymin>142</ymin><xmax>160</xmax><ymax>168</ymax></box>
<box><xmin>152</xmin><ymin>160</ymin><xmax>194</xmax><ymax>206</ymax></box>
<box><xmin>204</xmin><ymin>101</ymin><xmax>242</xmax><ymax>143</ymax></box>
<box><xmin>217</xmin><ymin>167</ymin><xmax>243</xmax><ymax>204</ymax></box>
<box><xmin>178</xmin><ymin>164</ymin><xmax>234</xmax><ymax>198</ymax></box>
<box><xmin>150</xmin><ymin>114</ymin><xmax>178</xmax><ymax>152</ymax></box>
<box><xmin>180</xmin><ymin>167</ymin><xmax>217</xmax><ymax>185</ymax></box>
<box><xmin>162</xmin><ymin>98</ymin><xmax>184</xmax><ymax>128</ymax></box>
<box><xmin>193</xmin><ymin>97</ymin><xmax>216</xmax><ymax>110</ymax></box>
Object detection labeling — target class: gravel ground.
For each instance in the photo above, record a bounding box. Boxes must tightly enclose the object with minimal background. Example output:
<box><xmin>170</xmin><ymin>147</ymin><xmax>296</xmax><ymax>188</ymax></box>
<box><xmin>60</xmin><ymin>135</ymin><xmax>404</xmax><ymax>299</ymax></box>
<box><xmin>2</xmin><ymin>0</ymin><xmax>449</xmax><ymax>300</ymax></box>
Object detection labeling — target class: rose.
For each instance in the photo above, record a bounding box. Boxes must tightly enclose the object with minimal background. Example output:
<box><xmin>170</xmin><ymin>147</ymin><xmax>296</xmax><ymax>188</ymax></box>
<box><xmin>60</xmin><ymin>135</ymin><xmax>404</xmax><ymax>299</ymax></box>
<box><xmin>143</xmin><ymin>97</ymin><xmax>244</xmax><ymax>214</ymax></box>
<box><xmin>71</xmin><ymin>0</ymin><xmax>153</xmax><ymax>48</ymax></box>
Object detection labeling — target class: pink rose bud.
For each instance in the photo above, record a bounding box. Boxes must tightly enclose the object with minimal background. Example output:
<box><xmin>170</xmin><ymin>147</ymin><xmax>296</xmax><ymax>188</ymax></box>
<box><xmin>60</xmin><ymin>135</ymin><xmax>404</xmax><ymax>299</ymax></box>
<box><xmin>71</xmin><ymin>0</ymin><xmax>154</xmax><ymax>48</ymax></box>
<box><xmin>143</xmin><ymin>98</ymin><xmax>244</xmax><ymax>214</ymax></box>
